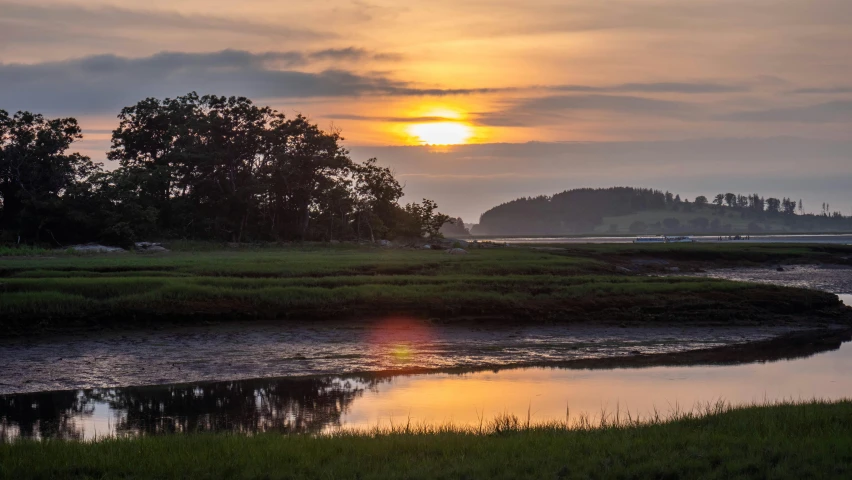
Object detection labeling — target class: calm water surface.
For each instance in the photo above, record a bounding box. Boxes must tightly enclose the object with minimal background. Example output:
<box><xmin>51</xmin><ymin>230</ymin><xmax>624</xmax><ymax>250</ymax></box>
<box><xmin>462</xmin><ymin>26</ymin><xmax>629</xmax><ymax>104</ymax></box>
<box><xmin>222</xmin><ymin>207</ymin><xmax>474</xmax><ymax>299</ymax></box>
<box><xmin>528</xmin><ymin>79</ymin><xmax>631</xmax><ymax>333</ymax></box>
<box><xmin>485</xmin><ymin>234</ymin><xmax>852</xmax><ymax>244</ymax></box>
<box><xmin>3</xmin><ymin>340</ymin><xmax>851</xmax><ymax>441</ymax></box>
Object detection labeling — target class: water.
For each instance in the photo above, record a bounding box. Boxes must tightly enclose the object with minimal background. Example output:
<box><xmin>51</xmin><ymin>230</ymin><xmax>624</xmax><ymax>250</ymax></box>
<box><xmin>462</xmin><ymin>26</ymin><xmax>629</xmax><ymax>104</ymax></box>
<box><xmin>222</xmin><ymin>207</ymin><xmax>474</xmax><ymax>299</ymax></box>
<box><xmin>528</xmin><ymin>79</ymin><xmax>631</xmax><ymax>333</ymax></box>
<box><xmin>694</xmin><ymin>265</ymin><xmax>852</xmax><ymax>296</ymax></box>
<box><xmin>3</xmin><ymin>340</ymin><xmax>852</xmax><ymax>441</ymax></box>
<box><xmin>484</xmin><ymin>234</ymin><xmax>852</xmax><ymax>244</ymax></box>
<box><xmin>1</xmin><ymin>323</ymin><xmax>800</xmax><ymax>395</ymax></box>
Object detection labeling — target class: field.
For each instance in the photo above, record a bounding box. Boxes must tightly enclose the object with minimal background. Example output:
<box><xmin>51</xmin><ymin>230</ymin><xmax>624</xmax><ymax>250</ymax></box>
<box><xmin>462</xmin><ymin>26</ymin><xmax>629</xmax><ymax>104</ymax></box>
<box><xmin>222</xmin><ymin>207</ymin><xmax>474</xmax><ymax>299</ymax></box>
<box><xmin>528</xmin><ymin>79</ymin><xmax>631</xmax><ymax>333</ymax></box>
<box><xmin>1</xmin><ymin>243</ymin><xmax>850</xmax><ymax>336</ymax></box>
<box><xmin>2</xmin><ymin>400</ymin><xmax>851</xmax><ymax>479</ymax></box>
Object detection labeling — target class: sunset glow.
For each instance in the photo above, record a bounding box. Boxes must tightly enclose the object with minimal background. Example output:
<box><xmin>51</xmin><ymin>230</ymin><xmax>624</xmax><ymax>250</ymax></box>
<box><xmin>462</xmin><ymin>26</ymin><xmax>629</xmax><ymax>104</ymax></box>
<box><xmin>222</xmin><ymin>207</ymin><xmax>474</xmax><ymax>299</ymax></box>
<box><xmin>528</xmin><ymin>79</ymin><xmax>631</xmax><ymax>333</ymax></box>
<box><xmin>407</xmin><ymin>122</ymin><xmax>474</xmax><ymax>145</ymax></box>
<box><xmin>2</xmin><ymin>0</ymin><xmax>850</xmax><ymax>222</ymax></box>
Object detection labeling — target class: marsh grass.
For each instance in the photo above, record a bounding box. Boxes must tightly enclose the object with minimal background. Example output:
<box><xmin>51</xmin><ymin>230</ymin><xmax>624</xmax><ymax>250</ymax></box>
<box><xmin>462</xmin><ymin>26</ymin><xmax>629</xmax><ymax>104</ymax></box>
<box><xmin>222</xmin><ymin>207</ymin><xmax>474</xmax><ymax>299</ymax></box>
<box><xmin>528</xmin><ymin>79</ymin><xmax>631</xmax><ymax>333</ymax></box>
<box><xmin>0</xmin><ymin>245</ymin><xmax>847</xmax><ymax>335</ymax></box>
<box><xmin>2</xmin><ymin>400</ymin><xmax>851</xmax><ymax>479</ymax></box>
<box><xmin>0</xmin><ymin>245</ymin><xmax>54</xmax><ymax>257</ymax></box>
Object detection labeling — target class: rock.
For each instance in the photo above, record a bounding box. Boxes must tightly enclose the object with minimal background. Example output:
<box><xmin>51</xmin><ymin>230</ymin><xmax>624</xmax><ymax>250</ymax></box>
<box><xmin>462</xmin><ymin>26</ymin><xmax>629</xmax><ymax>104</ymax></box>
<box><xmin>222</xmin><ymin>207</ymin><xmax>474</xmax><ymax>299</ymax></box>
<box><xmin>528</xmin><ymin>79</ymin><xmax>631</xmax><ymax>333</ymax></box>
<box><xmin>135</xmin><ymin>242</ymin><xmax>170</xmax><ymax>253</ymax></box>
<box><xmin>616</xmin><ymin>266</ymin><xmax>633</xmax><ymax>273</ymax></box>
<box><xmin>776</xmin><ymin>266</ymin><xmax>785</xmax><ymax>272</ymax></box>
<box><xmin>67</xmin><ymin>243</ymin><xmax>126</xmax><ymax>253</ymax></box>
<box><xmin>378</xmin><ymin>239</ymin><xmax>393</xmax><ymax>247</ymax></box>
<box><xmin>446</xmin><ymin>248</ymin><xmax>468</xmax><ymax>255</ymax></box>
<box><xmin>667</xmin><ymin>267</ymin><xmax>681</xmax><ymax>272</ymax></box>
<box><xmin>421</xmin><ymin>244</ymin><xmax>432</xmax><ymax>249</ymax></box>
<box><xmin>141</xmin><ymin>245</ymin><xmax>169</xmax><ymax>253</ymax></box>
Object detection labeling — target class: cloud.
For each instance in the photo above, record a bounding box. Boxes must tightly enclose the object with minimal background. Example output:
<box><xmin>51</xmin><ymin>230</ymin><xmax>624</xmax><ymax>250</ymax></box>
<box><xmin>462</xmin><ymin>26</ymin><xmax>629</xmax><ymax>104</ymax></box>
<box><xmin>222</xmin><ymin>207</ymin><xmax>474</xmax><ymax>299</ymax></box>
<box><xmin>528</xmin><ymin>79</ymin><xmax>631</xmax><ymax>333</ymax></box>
<box><xmin>0</xmin><ymin>1</ymin><xmax>330</xmax><ymax>41</ymax></box>
<box><xmin>0</xmin><ymin>50</ymin><xmax>485</xmax><ymax>115</ymax></box>
<box><xmin>474</xmin><ymin>94</ymin><xmax>699</xmax><ymax>126</ymax></box>
<box><xmin>722</xmin><ymin>101</ymin><xmax>852</xmax><ymax>123</ymax></box>
<box><xmin>329</xmin><ymin>114</ymin><xmax>461</xmax><ymax>123</ymax></box>
<box><xmin>307</xmin><ymin>47</ymin><xmax>403</xmax><ymax>62</ymax></box>
<box><xmin>789</xmin><ymin>86</ymin><xmax>852</xmax><ymax>94</ymax></box>
<box><xmin>550</xmin><ymin>82</ymin><xmax>747</xmax><ymax>94</ymax></box>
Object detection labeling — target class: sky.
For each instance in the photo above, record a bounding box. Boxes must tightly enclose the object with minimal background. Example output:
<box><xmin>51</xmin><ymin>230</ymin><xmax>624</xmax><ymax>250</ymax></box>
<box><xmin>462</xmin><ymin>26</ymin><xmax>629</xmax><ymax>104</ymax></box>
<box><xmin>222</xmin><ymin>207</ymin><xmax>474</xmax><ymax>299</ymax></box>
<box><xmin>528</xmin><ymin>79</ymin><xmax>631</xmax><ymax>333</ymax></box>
<box><xmin>2</xmin><ymin>0</ymin><xmax>851</xmax><ymax>221</ymax></box>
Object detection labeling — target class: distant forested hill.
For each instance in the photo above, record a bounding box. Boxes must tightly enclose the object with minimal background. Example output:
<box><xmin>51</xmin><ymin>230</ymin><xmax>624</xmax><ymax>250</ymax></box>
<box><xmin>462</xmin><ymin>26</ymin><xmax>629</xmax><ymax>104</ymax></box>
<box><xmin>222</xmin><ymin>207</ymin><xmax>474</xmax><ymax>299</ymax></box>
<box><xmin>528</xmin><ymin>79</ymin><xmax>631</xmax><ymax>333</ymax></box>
<box><xmin>471</xmin><ymin>187</ymin><xmax>852</xmax><ymax>235</ymax></box>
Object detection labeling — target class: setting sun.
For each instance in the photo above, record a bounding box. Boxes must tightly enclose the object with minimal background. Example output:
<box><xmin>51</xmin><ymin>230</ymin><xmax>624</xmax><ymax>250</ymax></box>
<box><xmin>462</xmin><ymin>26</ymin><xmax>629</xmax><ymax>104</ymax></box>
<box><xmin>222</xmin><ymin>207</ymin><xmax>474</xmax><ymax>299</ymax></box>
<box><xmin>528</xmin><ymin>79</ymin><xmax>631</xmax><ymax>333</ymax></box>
<box><xmin>407</xmin><ymin>122</ymin><xmax>473</xmax><ymax>145</ymax></box>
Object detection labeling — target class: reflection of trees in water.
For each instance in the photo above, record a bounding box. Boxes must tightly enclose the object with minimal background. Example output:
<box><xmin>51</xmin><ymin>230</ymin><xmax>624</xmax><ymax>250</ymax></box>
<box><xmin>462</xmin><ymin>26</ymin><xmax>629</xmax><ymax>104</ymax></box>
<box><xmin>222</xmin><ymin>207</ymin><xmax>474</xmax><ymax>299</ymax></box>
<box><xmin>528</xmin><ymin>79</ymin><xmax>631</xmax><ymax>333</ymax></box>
<box><xmin>0</xmin><ymin>390</ymin><xmax>95</xmax><ymax>441</ymax></box>
<box><xmin>1</xmin><ymin>377</ymin><xmax>368</xmax><ymax>440</ymax></box>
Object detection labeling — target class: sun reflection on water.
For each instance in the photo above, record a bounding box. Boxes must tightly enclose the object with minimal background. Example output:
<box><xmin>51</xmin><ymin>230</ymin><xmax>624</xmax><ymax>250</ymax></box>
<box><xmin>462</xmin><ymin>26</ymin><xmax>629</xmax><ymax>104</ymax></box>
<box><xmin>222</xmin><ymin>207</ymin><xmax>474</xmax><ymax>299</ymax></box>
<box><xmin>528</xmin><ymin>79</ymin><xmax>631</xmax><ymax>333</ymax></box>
<box><xmin>368</xmin><ymin>317</ymin><xmax>435</xmax><ymax>365</ymax></box>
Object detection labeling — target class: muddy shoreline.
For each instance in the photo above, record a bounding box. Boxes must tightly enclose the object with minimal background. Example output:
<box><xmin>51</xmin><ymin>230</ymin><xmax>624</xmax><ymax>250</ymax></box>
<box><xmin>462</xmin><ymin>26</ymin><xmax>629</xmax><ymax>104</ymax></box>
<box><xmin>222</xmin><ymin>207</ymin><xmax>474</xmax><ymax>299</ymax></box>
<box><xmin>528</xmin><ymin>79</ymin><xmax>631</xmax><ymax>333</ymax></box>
<box><xmin>2</xmin><ymin>316</ymin><xmax>849</xmax><ymax>395</ymax></box>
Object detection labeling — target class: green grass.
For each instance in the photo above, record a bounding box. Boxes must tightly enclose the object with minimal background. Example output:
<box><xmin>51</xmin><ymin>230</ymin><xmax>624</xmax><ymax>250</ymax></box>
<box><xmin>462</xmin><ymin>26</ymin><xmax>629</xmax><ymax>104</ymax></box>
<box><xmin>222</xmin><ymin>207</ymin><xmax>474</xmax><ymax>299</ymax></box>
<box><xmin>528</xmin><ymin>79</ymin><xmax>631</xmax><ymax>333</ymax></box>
<box><xmin>2</xmin><ymin>400</ymin><xmax>851</xmax><ymax>479</ymax></box>
<box><xmin>0</xmin><ymin>245</ymin><xmax>54</xmax><ymax>257</ymax></box>
<box><xmin>0</xmin><ymin>244</ymin><xmax>849</xmax><ymax>335</ymax></box>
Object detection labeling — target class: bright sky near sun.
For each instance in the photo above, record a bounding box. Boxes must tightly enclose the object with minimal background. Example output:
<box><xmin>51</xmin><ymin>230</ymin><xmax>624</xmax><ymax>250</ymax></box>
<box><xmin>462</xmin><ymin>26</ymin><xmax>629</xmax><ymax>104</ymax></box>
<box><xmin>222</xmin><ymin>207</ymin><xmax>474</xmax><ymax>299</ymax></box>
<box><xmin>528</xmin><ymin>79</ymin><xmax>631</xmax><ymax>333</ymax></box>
<box><xmin>3</xmin><ymin>0</ymin><xmax>852</xmax><ymax>220</ymax></box>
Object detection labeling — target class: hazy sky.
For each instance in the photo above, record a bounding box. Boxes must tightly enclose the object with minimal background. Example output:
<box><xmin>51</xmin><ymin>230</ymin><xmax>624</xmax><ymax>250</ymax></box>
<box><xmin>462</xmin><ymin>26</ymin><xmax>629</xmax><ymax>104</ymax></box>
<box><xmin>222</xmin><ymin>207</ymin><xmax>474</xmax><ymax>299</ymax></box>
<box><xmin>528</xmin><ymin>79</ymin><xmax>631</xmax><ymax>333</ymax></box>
<box><xmin>3</xmin><ymin>0</ymin><xmax>851</xmax><ymax>221</ymax></box>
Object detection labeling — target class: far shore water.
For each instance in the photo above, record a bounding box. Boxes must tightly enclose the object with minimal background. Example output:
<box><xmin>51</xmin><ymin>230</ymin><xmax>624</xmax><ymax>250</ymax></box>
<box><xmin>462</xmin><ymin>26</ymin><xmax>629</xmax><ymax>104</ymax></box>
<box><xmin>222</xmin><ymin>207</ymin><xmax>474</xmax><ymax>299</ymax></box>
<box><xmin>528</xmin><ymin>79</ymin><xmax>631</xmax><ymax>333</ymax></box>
<box><xmin>479</xmin><ymin>233</ymin><xmax>852</xmax><ymax>244</ymax></box>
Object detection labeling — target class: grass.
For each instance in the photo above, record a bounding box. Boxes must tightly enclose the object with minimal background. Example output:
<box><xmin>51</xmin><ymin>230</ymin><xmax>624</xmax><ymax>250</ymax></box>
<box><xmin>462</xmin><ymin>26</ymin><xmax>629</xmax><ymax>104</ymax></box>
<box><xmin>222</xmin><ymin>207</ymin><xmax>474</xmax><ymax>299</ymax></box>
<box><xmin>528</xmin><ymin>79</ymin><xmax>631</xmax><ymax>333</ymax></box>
<box><xmin>0</xmin><ymin>245</ymin><xmax>54</xmax><ymax>257</ymax></box>
<box><xmin>1</xmin><ymin>243</ymin><xmax>850</xmax><ymax>336</ymax></box>
<box><xmin>2</xmin><ymin>400</ymin><xmax>851</xmax><ymax>479</ymax></box>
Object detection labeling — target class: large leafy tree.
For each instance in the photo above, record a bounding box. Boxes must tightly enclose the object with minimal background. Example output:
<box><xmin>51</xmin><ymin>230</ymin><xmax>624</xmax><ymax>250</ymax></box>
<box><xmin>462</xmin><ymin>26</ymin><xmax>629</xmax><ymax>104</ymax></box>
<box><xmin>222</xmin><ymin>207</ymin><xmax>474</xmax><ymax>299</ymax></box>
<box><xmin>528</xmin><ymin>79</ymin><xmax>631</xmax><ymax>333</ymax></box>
<box><xmin>0</xmin><ymin>110</ymin><xmax>99</xmax><ymax>243</ymax></box>
<box><xmin>261</xmin><ymin>115</ymin><xmax>353</xmax><ymax>240</ymax></box>
<box><xmin>108</xmin><ymin>93</ymin><xmax>279</xmax><ymax>241</ymax></box>
<box><xmin>1</xmin><ymin>94</ymin><xmax>450</xmax><ymax>245</ymax></box>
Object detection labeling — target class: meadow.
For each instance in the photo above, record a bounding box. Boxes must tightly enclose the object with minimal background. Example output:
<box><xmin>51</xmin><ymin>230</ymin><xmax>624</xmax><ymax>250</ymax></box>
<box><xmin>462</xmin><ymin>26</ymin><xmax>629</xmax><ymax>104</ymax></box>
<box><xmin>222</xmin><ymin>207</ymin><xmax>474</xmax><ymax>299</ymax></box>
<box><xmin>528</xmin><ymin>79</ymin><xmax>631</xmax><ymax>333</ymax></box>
<box><xmin>2</xmin><ymin>400</ymin><xmax>850</xmax><ymax>479</ymax></box>
<box><xmin>1</xmin><ymin>243</ymin><xmax>850</xmax><ymax>336</ymax></box>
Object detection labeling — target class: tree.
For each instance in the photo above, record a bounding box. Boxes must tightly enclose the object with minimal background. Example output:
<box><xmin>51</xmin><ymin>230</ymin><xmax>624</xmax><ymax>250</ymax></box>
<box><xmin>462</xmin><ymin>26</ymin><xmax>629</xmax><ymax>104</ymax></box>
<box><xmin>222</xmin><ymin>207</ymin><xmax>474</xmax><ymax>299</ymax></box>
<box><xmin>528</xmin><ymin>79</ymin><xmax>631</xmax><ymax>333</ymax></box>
<box><xmin>724</xmin><ymin>193</ymin><xmax>737</xmax><ymax>207</ymax></box>
<box><xmin>713</xmin><ymin>194</ymin><xmax>725</xmax><ymax>206</ymax></box>
<box><xmin>402</xmin><ymin>199</ymin><xmax>450</xmax><ymax>240</ymax></box>
<box><xmin>0</xmin><ymin>110</ymin><xmax>99</xmax><ymax>243</ymax></box>
<box><xmin>765</xmin><ymin>198</ymin><xmax>781</xmax><ymax>213</ymax></box>
<box><xmin>351</xmin><ymin>158</ymin><xmax>403</xmax><ymax>242</ymax></box>
<box><xmin>441</xmin><ymin>217</ymin><xmax>471</xmax><ymax>236</ymax></box>
<box><xmin>662</xmin><ymin>217</ymin><xmax>681</xmax><ymax>230</ymax></box>
<box><xmin>694</xmin><ymin>195</ymin><xmax>708</xmax><ymax>207</ymax></box>
<box><xmin>108</xmin><ymin>93</ymin><xmax>354</xmax><ymax>242</ymax></box>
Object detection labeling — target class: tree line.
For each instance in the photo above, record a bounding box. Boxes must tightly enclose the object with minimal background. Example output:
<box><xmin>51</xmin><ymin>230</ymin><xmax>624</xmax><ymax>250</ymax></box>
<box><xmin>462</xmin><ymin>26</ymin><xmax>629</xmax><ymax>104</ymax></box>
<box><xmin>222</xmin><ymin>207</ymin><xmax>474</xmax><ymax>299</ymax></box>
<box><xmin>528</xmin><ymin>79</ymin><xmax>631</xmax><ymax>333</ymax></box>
<box><xmin>474</xmin><ymin>187</ymin><xmax>850</xmax><ymax>235</ymax></box>
<box><xmin>0</xmin><ymin>93</ymin><xmax>450</xmax><ymax>247</ymax></box>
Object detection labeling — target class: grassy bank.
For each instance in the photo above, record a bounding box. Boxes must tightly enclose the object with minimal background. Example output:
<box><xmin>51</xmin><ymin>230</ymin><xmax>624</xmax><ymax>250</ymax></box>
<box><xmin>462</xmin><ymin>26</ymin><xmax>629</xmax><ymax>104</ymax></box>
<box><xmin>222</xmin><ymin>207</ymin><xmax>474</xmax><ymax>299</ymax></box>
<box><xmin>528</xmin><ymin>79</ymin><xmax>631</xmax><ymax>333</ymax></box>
<box><xmin>1</xmin><ymin>244</ymin><xmax>850</xmax><ymax>336</ymax></box>
<box><xmin>2</xmin><ymin>401</ymin><xmax>851</xmax><ymax>479</ymax></box>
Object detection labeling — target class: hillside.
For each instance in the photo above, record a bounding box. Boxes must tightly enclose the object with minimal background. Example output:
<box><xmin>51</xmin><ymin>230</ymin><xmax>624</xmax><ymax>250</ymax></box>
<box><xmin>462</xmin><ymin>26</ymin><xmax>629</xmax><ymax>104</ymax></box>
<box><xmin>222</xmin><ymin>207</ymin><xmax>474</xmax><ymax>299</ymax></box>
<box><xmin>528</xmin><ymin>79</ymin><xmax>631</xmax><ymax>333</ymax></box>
<box><xmin>472</xmin><ymin>187</ymin><xmax>852</xmax><ymax>236</ymax></box>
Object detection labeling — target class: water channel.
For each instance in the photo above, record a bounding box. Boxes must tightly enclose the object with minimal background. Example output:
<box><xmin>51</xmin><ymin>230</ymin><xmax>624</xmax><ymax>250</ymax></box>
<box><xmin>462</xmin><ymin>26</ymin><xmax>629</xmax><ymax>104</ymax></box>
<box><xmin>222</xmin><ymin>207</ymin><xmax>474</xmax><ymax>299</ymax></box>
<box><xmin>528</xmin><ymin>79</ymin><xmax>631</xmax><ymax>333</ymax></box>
<box><xmin>2</xmin><ymin>337</ymin><xmax>851</xmax><ymax>441</ymax></box>
<box><xmin>2</xmin><ymin>276</ymin><xmax>849</xmax><ymax>441</ymax></box>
